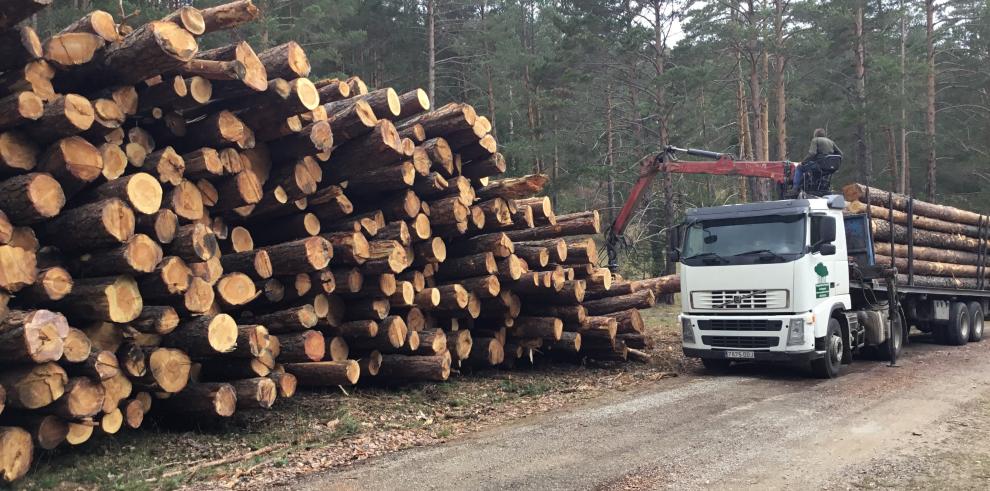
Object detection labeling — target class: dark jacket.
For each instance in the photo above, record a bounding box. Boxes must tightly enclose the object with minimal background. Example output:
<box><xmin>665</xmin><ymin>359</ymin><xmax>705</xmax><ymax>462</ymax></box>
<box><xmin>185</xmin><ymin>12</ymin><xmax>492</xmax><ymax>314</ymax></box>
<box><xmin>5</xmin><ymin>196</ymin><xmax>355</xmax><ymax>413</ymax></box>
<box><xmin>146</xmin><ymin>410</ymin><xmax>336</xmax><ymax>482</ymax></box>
<box><xmin>805</xmin><ymin>136</ymin><xmax>842</xmax><ymax>162</ymax></box>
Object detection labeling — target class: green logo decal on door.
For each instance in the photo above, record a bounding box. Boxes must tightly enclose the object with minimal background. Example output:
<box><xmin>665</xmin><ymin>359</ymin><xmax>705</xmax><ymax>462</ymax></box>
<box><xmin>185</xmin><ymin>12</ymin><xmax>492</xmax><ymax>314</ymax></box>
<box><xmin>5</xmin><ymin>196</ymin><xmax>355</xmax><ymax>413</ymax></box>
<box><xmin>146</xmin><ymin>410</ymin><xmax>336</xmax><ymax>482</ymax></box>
<box><xmin>815</xmin><ymin>262</ymin><xmax>830</xmax><ymax>298</ymax></box>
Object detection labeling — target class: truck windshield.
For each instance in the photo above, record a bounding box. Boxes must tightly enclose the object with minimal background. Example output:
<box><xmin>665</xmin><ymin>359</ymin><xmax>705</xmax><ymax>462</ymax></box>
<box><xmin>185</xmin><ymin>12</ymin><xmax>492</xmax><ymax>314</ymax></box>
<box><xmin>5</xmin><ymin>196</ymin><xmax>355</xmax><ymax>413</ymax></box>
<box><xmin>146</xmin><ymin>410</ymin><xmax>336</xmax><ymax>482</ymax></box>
<box><xmin>681</xmin><ymin>214</ymin><xmax>806</xmax><ymax>266</ymax></box>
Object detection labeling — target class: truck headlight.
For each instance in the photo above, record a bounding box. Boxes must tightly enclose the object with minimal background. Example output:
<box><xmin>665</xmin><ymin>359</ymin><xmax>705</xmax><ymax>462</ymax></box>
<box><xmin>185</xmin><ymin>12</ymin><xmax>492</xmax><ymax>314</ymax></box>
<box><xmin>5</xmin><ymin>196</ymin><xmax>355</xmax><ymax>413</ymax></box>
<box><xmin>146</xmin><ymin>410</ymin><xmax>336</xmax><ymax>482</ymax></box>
<box><xmin>787</xmin><ymin>318</ymin><xmax>805</xmax><ymax>346</ymax></box>
<box><xmin>681</xmin><ymin>317</ymin><xmax>696</xmax><ymax>344</ymax></box>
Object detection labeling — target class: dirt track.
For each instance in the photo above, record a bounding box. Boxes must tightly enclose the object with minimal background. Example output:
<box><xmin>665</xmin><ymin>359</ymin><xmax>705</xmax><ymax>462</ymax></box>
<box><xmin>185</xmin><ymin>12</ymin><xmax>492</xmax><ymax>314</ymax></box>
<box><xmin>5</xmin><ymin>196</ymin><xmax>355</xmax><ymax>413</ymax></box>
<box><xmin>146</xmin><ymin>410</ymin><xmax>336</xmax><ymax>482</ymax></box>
<box><xmin>290</xmin><ymin>336</ymin><xmax>990</xmax><ymax>490</ymax></box>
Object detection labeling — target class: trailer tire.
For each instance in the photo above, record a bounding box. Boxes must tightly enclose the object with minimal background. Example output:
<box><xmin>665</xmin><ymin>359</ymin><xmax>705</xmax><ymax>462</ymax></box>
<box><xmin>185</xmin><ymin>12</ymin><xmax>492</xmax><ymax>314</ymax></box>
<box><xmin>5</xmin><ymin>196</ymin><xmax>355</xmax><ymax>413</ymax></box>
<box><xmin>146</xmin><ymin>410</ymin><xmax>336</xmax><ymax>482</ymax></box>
<box><xmin>701</xmin><ymin>359</ymin><xmax>732</xmax><ymax>372</ymax></box>
<box><xmin>811</xmin><ymin>318</ymin><xmax>843</xmax><ymax>379</ymax></box>
<box><xmin>946</xmin><ymin>301</ymin><xmax>970</xmax><ymax>346</ymax></box>
<box><xmin>878</xmin><ymin>310</ymin><xmax>904</xmax><ymax>361</ymax></box>
<box><xmin>967</xmin><ymin>301</ymin><xmax>984</xmax><ymax>342</ymax></box>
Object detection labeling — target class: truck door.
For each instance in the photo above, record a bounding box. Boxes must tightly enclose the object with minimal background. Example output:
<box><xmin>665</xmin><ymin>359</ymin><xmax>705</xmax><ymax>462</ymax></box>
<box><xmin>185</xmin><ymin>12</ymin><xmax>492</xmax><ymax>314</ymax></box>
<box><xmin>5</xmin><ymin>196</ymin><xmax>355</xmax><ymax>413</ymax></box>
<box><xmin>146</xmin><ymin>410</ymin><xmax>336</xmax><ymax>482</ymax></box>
<box><xmin>810</xmin><ymin>214</ymin><xmax>848</xmax><ymax>298</ymax></box>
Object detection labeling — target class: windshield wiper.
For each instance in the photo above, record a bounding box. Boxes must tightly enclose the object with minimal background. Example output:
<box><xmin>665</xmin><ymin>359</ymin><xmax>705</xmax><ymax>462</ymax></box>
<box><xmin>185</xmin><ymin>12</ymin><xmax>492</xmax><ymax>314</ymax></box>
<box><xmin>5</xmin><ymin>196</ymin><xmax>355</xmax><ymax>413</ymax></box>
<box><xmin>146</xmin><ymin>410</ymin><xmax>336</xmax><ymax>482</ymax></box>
<box><xmin>733</xmin><ymin>249</ymin><xmax>786</xmax><ymax>261</ymax></box>
<box><xmin>685</xmin><ymin>252</ymin><xmax>728</xmax><ymax>264</ymax></box>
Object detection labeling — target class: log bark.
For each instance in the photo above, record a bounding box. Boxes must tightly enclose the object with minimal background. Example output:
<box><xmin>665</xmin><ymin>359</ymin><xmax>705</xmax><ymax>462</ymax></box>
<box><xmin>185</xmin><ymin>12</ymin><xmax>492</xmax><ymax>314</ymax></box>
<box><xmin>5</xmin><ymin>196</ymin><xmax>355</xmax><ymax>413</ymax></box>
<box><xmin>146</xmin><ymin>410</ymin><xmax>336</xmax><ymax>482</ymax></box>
<box><xmin>284</xmin><ymin>360</ymin><xmax>359</xmax><ymax>386</ymax></box>
<box><xmin>57</xmin><ymin>275</ymin><xmax>142</xmax><ymax>323</ymax></box>
<box><xmin>43</xmin><ymin>198</ymin><xmax>134</xmax><ymax>251</ymax></box>
<box><xmin>513</xmin><ymin>316</ymin><xmax>563</xmax><ymax>341</ymax></box>
<box><xmin>164</xmin><ymin>314</ymin><xmax>238</xmax><ymax>358</ymax></box>
<box><xmin>378</xmin><ymin>352</ymin><xmax>451</xmax><ymax>382</ymax></box>
<box><xmin>0</xmin><ymin>91</ymin><xmax>43</xmax><ymax>131</ymax></box>
<box><xmin>870</xmin><ymin>218</ymin><xmax>982</xmax><ymax>253</ymax></box>
<box><xmin>0</xmin><ymin>172</ymin><xmax>64</xmax><ymax>224</ymax></box>
<box><xmin>467</xmin><ymin>337</ymin><xmax>503</xmax><ymax>366</ymax></box>
<box><xmin>71</xmin><ymin>233</ymin><xmax>163</xmax><ymax>276</ymax></box>
<box><xmin>268</xmin><ymin>371</ymin><xmax>297</xmax><ymax>398</ymax></box>
<box><xmin>230</xmin><ymin>377</ymin><xmax>277</xmax><ymax>409</ymax></box>
<box><xmin>200</xmin><ymin>0</ymin><xmax>261</xmax><ymax>33</ymax></box>
<box><xmin>847</xmin><ymin>200</ymin><xmax>981</xmax><ymax>238</ymax></box>
<box><xmin>396</xmin><ymin>102</ymin><xmax>476</xmax><ymax>139</ymax></box>
<box><xmin>502</xmin><ymin>211</ymin><xmax>600</xmax><ymax>242</ymax></box>
<box><xmin>603</xmin><ymin>309</ymin><xmax>645</xmax><ymax>334</ymax></box>
<box><xmin>164</xmin><ymin>382</ymin><xmax>236</xmax><ymax>417</ymax></box>
<box><xmin>38</xmin><ymin>136</ymin><xmax>103</xmax><ymax>197</ymax></box>
<box><xmin>136</xmin><ymin>209</ymin><xmax>178</xmax><ymax>244</ymax></box>
<box><xmin>245</xmin><ymin>305</ymin><xmax>318</xmax><ymax>334</ymax></box>
<box><xmin>462</xmin><ymin>153</ymin><xmax>507</xmax><ymax>180</ymax></box>
<box><xmin>259</xmin><ymin>237</ymin><xmax>332</xmax><ymax>275</ymax></box>
<box><xmin>584</xmin><ymin>289</ymin><xmax>656</xmax><ymax>316</ymax></box>
<box><xmin>275</xmin><ymin>330</ymin><xmax>325</xmax><ymax>362</ymax></box>
<box><xmin>447</xmin><ymin>232</ymin><xmax>515</xmax><ymax>258</ymax></box>
<box><xmin>0</xmin><ymin>309</ymin><xmax>69</xmax><ymax>364</ymax></box>
<box><xmin>844</xmin><ymin>183</ymin><xmax>984</xmax><ymax>226</ymax></box>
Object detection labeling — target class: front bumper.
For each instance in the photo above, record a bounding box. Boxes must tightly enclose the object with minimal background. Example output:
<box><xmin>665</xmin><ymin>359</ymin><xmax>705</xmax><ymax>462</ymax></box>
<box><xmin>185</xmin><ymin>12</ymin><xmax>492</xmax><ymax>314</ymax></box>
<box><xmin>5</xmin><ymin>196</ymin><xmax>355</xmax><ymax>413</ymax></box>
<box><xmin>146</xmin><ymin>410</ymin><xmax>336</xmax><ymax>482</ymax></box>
<box><xmin>683</xmin><ymin>347</ymin><xmax>824</xmax><ymax>363</ymax></box>
<box><xmin>681</xmin><ymin>313</ymin><xmax>818</xmax><ymax>360</ymax></box>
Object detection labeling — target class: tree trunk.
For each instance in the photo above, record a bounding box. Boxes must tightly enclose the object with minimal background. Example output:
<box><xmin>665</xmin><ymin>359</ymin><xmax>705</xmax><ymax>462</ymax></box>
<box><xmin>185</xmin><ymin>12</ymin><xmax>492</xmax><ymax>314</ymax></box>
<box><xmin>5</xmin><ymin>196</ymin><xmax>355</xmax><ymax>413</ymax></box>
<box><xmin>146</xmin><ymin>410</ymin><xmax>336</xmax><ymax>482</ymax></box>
<box><xmin>925</xmin><ymin>0</ymin><xmax>937</xmax><ymax>200</ymax></box>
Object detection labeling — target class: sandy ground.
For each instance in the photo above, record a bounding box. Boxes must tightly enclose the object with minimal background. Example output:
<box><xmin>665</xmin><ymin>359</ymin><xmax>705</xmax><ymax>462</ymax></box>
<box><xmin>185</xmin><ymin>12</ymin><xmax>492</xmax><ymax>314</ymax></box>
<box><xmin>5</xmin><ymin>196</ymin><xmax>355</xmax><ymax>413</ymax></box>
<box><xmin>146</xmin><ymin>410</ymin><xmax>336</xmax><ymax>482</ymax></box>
<box><xmin>291</xmin><ymin>334</ymin><xmax>990</xmax><ymax>490</ymax></box>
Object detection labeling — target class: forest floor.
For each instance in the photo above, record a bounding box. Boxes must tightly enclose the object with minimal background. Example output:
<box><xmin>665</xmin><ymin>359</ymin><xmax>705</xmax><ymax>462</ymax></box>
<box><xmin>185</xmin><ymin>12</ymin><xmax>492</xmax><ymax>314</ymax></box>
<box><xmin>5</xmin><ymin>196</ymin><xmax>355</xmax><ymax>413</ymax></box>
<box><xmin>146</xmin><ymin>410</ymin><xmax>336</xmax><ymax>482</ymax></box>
<box><xmin>12</xmin><ymin>305</ymin><xmax>687</xmax><ymax>491</ymax></box>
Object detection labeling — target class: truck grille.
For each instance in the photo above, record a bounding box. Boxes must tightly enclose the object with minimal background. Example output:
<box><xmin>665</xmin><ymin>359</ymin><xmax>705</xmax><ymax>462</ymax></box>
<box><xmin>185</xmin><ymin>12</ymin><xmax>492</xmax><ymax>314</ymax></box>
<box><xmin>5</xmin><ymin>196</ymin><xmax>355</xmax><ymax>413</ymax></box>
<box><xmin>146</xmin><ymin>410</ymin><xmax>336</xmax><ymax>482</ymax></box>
<box><xmin>702</xmin><ymin>336</ymin><xmax>779</xmax><ymax>349</ymax></box>
<box><xmin>691</xmin><ymin>290</ymin><xmax>788</xmax><ymax>310</ymax></box>
<box><xmin>697</xmin><ymin>319</ymin><xmax>783</xmax><ymax>331</ymax></box>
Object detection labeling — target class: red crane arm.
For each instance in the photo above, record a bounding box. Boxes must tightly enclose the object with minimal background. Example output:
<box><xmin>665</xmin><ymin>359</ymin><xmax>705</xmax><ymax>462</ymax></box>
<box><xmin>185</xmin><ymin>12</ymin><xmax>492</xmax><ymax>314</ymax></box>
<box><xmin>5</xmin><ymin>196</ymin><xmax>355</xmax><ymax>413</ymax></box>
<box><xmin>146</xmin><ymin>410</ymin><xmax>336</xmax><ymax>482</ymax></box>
<box><xmin>608</xmin><ymin>154</ymin><xmax>793</xmax><ymax>239</ymax></box>
<box><xmin>661</xmin><ymin>155</ymin><xmax>791</xmax><ymax>183</ymax></box>
<box><xmin>609</xmin><ymin>165</ymin><xmax>657</xmax><ymax>238</ymax></box>
<box><xmin>605</xmin><ymin>145</ymin><xmax>795</xmax><ymax>272</ymax></box>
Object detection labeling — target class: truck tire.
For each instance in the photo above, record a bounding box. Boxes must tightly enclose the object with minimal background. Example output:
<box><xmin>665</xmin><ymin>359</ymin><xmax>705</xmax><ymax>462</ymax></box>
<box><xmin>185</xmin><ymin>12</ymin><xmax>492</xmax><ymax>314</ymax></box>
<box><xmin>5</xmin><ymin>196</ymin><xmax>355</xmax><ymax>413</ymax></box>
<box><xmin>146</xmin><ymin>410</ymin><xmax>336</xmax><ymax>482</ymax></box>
<box><xmin>701</xmin><ymin>358</ymin><xmax>732</xmax><ymax>372</ymax></box>
<box><xmin>968</xmin><ymin>301</ymin><xmax>984</xmax><ymax>342</ymax></box>
<box><xmin>811</xmin><ymin>318</ymin><xmax>843</xmax><ymax>379</ymax></box>
<box><xmin>878</xmin><ymin>310</ymin><xmax>904</xmax><ymax>361</ymax></box>
<box><xmin>946</xmin><ymin>301</ymin><xmax>971</xmax><ymax>346</ymax></box>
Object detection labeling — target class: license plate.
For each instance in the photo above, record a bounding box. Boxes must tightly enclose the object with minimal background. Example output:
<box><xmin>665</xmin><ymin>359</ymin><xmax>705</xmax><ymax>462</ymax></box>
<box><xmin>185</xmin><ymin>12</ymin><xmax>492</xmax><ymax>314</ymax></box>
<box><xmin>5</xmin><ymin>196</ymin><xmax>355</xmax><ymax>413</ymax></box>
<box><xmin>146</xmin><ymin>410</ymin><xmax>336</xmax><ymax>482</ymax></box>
<box><xmin>724</xmin><ymin>350</ymin><xmax>755</xmax><ymax>359</ymax></box>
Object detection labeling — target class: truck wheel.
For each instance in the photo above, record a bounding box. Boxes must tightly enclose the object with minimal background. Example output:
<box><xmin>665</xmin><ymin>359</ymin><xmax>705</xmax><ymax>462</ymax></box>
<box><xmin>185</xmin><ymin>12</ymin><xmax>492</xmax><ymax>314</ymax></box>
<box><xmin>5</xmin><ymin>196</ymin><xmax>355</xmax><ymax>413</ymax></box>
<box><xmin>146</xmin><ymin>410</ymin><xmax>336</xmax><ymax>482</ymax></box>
<box><xmin>946</xmin><ymin>302</ymin><xmax>971</xmax><ymax>346</ymax></box>
<box><xmin>811</xmin><ymin>318</ymin><xmax>843</xmax><ymax>379</ymax></box>
<box><xmin>878</xmin><ymin>311</ymin><xmax>904</xmax><ymax>361</ymax></box>
<box><xmin>701</xmin><ymin>358</ymin><xmax>731</xmax><ymax>372</ymax></box>
<box><xmin>968</xmin><ymin>301</ymin><xmax>984</xmax><ymax>342</ymax></box>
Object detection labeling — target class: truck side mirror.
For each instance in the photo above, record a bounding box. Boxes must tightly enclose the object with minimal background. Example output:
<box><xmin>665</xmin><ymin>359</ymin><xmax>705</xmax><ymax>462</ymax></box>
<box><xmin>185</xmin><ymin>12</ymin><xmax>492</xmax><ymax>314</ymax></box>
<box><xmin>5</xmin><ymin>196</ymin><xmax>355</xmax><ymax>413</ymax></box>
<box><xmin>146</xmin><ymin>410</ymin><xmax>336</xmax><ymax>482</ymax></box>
<box><xmin>811</xmin><ymin>216</ymin><xmax>837</xmax><ymax>255</ymax></box>
<box><xmin>669</xmin><ymin>224</ymin><xmax>683</xmax><ymax>262</ymax></box>
<box><xmin>818</xmin><ymin>217</ymin><xmax>836</xmax><ymax>244</ymax></box>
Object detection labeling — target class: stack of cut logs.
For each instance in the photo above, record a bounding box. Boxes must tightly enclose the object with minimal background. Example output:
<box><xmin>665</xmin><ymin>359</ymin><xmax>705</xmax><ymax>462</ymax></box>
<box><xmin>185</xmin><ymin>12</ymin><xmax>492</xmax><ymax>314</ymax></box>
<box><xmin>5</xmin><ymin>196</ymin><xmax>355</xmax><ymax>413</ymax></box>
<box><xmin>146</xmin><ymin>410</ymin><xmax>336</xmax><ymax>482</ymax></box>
<box><xmin>0</xmin><ymin>0</ymin><xmax>678</xmax><ymax>482</ymax></box>
<box><xmin>844</xmin><ymin>183</ymin><xmax>990</xmax><ymax>289</ymax></box>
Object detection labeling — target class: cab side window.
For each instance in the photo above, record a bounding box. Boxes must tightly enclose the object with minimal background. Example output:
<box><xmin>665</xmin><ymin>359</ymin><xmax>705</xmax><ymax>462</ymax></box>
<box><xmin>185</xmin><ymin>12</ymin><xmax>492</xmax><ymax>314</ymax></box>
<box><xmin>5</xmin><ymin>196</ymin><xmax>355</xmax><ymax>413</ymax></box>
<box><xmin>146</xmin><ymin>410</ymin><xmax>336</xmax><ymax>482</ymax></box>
<box><xmin>810</xmin><ymin>216</ymin><xmax>823</xmax><ymax>245</ymax></box>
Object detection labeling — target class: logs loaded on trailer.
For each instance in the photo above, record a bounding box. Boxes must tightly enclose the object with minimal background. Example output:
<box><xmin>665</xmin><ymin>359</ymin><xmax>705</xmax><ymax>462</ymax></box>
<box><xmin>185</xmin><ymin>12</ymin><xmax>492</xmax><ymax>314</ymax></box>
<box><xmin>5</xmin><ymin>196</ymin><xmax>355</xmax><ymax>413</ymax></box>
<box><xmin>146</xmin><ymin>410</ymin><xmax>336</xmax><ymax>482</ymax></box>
<box><xmin>843</xmin><ymin>183</ymin><xmax>990</xmax><ymax>290</ymax></box>
<box><xmin>0</xmin><ymin>0</ymin><xmax>676</xmax><ymax>482</ymax></box>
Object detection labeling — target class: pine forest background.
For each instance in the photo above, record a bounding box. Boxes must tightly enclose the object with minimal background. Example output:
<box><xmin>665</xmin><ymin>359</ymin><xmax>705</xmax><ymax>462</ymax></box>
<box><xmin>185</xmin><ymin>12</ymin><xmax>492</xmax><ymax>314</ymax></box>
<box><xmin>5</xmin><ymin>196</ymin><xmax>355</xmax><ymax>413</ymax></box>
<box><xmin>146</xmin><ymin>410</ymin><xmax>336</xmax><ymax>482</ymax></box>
<box><xmin>30</xmin><ymin>0</ymin><xmax>989</xmax><ymax>279</ymax></box>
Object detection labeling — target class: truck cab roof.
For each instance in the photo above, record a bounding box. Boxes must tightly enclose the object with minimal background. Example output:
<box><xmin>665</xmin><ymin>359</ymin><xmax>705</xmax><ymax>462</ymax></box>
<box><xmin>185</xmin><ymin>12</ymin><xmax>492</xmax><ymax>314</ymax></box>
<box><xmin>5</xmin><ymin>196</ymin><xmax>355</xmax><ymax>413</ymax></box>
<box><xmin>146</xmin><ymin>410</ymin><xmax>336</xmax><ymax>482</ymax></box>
<box><xmin>685</xmin><ymin>195</ymin><xmax>846</xmax><ymax>221</ymax></box>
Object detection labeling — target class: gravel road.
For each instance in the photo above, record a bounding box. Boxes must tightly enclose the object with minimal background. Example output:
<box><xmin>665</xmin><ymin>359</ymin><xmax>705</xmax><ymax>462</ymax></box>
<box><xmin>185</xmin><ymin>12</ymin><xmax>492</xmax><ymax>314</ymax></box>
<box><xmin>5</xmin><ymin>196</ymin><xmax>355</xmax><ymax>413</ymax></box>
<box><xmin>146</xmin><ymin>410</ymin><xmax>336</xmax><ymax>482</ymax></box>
<box><xmin>291</xmin><ymin>337</ymin><xmax>990</xmax><ymax>490</ymax></box>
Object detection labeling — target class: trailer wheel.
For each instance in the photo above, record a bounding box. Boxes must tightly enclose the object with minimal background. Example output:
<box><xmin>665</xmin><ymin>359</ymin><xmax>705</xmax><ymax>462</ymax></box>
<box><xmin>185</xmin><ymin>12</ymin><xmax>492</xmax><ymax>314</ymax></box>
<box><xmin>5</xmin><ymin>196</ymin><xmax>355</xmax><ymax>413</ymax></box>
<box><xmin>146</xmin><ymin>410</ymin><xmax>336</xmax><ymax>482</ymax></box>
<box><xmin>878</xmin><ymin>310</ymin><xmax>904</xmax><ymax>361</ymax></box>
<box><xmin>701</xmin><ymin>359</ymin><xmax>732</xmax><ymax>372</ymax></box>
<box><xmin>967</xmin><ymin>301</ymin><xmax>984</xmax><ymax>342</ymax></box>
<box><xmin>946</xmin><ymin>302</ymin><xmax>971</xmax><ymax>346</ymax></box>
<box><xmin>811</xmin><ymin>318</ymin><xmax>843</xmax><ymax>379</ymax></box>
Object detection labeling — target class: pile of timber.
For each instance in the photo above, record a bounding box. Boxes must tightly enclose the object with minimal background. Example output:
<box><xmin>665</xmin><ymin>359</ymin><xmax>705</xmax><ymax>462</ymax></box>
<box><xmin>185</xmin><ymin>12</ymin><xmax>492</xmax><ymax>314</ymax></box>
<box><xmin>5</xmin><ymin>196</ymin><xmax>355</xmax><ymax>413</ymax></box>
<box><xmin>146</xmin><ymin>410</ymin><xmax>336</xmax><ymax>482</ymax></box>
<box><xmin>0</xmin><ymin>1</ymin><xmax>677</xmax><ymax>482</ymax></box>
<box><xmin>843</xmin><ymin>183</ymin><xmax>990</xmax><ymax>289</ymax></box>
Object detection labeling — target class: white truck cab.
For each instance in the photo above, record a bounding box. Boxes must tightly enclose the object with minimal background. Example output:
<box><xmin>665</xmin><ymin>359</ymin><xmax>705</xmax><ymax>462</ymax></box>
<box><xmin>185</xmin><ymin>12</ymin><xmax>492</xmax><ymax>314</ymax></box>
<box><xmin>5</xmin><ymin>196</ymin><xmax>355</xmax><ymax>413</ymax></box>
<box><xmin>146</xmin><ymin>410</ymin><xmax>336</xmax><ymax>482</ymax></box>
<box><xmin>679</xmin><ymin>196</ymin><xmax>873</xmax><ymax>377</ymax></box>
<box><xmin>679</xmin><ymin>192</ymin><xmax>990</xmax><ymax>377</ymax></box>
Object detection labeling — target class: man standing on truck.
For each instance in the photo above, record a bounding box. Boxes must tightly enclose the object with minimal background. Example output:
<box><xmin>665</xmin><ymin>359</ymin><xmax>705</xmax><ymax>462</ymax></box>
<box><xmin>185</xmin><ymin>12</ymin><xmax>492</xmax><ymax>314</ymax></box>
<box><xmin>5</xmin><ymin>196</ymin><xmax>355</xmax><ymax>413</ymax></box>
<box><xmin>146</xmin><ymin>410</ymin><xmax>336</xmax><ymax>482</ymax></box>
<box><xmin>792</xmin><ymin>128</ymin><xmax>842</xmax><ymax>193</ymax></box>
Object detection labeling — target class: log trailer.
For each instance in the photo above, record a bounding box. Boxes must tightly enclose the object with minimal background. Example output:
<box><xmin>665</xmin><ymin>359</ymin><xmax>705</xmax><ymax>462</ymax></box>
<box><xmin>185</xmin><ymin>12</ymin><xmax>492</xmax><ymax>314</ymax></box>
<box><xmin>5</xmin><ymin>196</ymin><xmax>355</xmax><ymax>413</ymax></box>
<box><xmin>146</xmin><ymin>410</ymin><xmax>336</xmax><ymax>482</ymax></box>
<box><xmin>607</xmin><ymin>146</ymin><xmax>990</xmax><ymax>378</ymax></box>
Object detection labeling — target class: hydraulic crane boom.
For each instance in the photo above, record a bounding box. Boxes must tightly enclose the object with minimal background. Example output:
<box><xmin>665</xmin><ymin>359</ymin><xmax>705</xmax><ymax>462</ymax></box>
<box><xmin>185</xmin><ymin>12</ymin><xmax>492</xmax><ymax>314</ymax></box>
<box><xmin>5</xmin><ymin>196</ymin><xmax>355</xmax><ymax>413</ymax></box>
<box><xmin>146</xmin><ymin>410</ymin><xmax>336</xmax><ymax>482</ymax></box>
<box><xmin>604</xmin><ymin>145</ymin><xmax>795</xmax><ymax>271</ymax></box>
